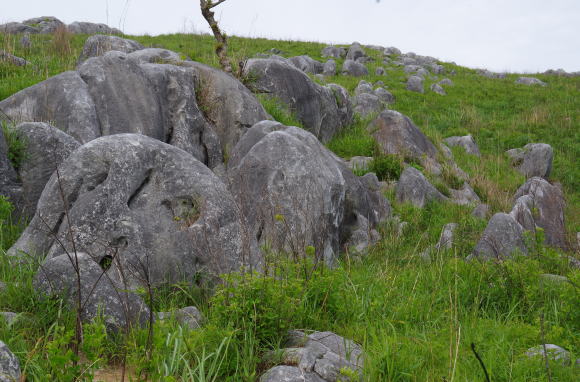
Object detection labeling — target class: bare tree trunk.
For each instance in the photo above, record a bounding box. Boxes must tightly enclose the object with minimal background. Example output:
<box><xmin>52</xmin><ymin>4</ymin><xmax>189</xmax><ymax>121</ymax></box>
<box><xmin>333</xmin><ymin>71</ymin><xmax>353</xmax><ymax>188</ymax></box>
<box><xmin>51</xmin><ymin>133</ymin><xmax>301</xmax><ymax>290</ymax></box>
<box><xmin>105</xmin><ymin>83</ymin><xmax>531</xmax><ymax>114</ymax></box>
<box><xmin>200</xmin><ymin>0</ymin><xmax>232</xmax><ymax>74</ymax></box>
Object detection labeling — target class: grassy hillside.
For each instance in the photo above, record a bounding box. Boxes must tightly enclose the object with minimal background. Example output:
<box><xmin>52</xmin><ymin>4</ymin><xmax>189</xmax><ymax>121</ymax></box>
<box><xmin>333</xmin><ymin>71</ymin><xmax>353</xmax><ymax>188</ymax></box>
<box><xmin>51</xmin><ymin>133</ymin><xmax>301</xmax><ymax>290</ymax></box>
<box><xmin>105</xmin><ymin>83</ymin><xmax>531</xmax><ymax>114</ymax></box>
<box><xmin>1</xmin><ymin>31</ymin><xmax>579</xmax><ymax>381</ymax></box>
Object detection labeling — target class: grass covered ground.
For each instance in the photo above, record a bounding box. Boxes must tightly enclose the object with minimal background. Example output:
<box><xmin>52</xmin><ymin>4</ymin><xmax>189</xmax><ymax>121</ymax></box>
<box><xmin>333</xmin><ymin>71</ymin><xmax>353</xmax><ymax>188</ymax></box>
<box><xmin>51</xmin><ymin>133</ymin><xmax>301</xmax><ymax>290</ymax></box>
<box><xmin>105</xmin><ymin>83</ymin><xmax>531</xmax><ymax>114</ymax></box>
<box><xmin>1</xmin><ymin>30</ymin><xmax>579</xmax><ymax>381</ymax></box>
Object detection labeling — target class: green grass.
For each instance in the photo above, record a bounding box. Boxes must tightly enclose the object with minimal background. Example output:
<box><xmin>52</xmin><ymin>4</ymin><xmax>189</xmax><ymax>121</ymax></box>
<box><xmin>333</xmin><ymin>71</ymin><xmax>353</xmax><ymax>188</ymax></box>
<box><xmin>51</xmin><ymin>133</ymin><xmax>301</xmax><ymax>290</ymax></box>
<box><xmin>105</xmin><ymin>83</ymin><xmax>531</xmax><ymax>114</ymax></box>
<box><xmin>0</xmin><ymin>30</ymin><xmax>579</xmax><ymax>381</ymax></box>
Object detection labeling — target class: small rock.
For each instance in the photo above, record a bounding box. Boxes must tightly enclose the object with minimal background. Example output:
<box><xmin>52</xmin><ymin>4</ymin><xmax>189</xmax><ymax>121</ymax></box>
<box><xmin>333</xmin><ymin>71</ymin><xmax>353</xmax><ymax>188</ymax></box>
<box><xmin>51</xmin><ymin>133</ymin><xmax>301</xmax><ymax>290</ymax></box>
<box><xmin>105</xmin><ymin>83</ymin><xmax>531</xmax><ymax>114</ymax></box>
<box><xmin>539</xmin><ymin>274</ymin><xmax>569</xmax><ymax>284</ymax></box>
<box><xmin>384</xmin><ymin>47</ymin><xmax>401</xmax><ymax>56</ymax></box>
<box><xmin>472</xmin><ymin>204</ymin><xmax>490</xmax><ymax>219</ymax></box>
<box><xmin>444</xmin><ymin>135</ymin><xmax>481</xmax><ymax>157</ymax></box>
<box><xmin>19</xmin><ymin>33</ymin><xmax>31</xmax><ymax>49</ymax></box>
<box><xmin>342</xmin><ymin>59</ymin><xmax>369</xmax><ymax>77</ymax></box>
<box><xmin>288</xmin><ymin>55</ymin><xmax>324</xmax><ymax>74</ymax></box>
<box><xmin>354</xmin><ymin>81</ymin><xmax>373</xmax><ymax>96</ymax></box>
<box><xmin>0</xmin><ymin>50</ymin><xmax>30</xmax><ymax>66</ymax></box>
<box><xmin>375</xmin><ymin>67</ymin><xmax>385</xmax><ymax>75</ymax></box>
<box><xmin>0</xmin><ymin>340</ymin><xmax>21</xmax><ymax>382</ymax></box>
<box><xmin>438</xmin><ymin>78</ymin><xmax>453</xmax><ymax>86</ymax></box>
<box><xmin>406</xmin><ymin>75</ymin><xmax>424</xmax><ymax>93</ymax></box>
<box><xmin>525</xmin><ymin>344</ymin><xmax>570</xmax><ymax>365</ymax></box>
<box><xmin>436</xmin><ymin>223</ymin><xmax>458</xmax><ymax>250</ymax></box>
<box><xmin>347</xmin><ymin>156</ymin><xmax>373</xmax><ymax>171</ymax></box>
<box><xmin>0</xmin><ymin>281</ymin><xmax>6</xmax><ymax>293</ymax></box>
<box><xmin>450</xmin><ymin>183</ymin><xmax>481</xmax><ymax>206</ymax></box>
<box><xmin>516</xmin><ymin>77</ymin><xmax>547</xmax><ymax>86</ymax></box>
<box><xmin>430</xmin><ymin>83</ymin><xmax>446</xmax><ymax>95</ymax></box>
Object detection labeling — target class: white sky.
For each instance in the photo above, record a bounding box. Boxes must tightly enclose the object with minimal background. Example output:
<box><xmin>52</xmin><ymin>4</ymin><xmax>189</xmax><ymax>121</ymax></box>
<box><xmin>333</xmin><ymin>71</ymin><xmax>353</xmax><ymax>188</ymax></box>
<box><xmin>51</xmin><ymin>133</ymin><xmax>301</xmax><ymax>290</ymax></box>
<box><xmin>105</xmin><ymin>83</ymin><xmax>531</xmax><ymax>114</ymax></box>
<box><xmin>2</xmin><ymin>0</ymin><xmax>579</xmax><ymax>73</ymax></box>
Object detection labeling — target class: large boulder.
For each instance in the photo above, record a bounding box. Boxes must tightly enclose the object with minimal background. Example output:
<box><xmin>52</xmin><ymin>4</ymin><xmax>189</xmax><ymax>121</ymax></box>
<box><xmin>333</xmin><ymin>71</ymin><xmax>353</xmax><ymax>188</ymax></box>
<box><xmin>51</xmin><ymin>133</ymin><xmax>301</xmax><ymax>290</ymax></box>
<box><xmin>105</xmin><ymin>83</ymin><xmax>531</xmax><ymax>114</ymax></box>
<box><xmin>261</xmin><ymin>330</ymin><xmax>363</xmax><ymax>382</ymax></box>
<box><xmin>9</xmin><ymin>134</ymin><xmax>259</xmax><ymax>283</ymax></box>
<box><xmin>77</xmin><ymin>35</ymin><xmax>144</xmax><ymax>64</ymax></box>
<box><xmin>473</xmin><ymin>213</ymin><xmax>528</xmax><ymax>259</ymax></box>
<box><xmin>22</xmin><ymin>16</ymin><xmax>64</xmax><ymax>34</ymax></box>
<box><xmin>34</xmin><ymin>253</ymin><xmax>149</xmax><ymax>331</ymax></box>
<box><xmin>0</xmin><ymin>71</ymin><xmax>101</xmax><ymax>143</ymax></box>
<box><xmin>243</xmin><ymin>58</ymin><xmax>351</xmax><ymax>143</ymax></box>
<box><xmin>0</xmin><ymin>127</ymin><xmax>22</xmax><ymax>211</ymax></box>
<box><xmin>67</xmin><ymin>21</ymin><xmax>122</xmax><ymax>35</ymax></box>
<box><xmin>368</xmin><ymin>110</ymin><xmax>439</xmax><ymax>169</ymax></box>
<box><xmin>78</xmin><ymin>51</ymin><xmax>165</xmax><ymax>139</ymax></box>
<box><xmin>353</xmin><ymin>93</ymin><xmax>383</xmax><ymax>117</ymax></box>
<box><xmin>183</xmin><ymin>61</ymin><xmax>269</xmax><ymax>155</ymax></box>
<box><xmin>322</xmin><ymin>60</ymin><xmax>336</xmax><ymax>76</ymax></box>
<box><xmin>137</xmin><ymin>62</ymin><xmax>223</xmax><ymax>168</ymax></box>
<box><xmin>321</xmin><ymin>46</ymin><xmax>346</xmax><ymax>59</ymax></box>
<box><xmin>346</xmin><ymin>42</ymin><xmax>366</xmax><ymax>61</ymax></box>
<box><xmin>288</xmin><ymin>55</ymin><xmax>324</xmax><ymax>74</ymax></box>
<box><xmin>395</xmin><ymin>167</ymin><xmax>447</xmax><ymax>208</ymax></box>
<box><xmin>341</xmin><ymin>59</ymin><xmax>368</xmax><ymax>77</ymax></box>
<box><xmin>513</xmin><ymin>177</ymin><xmax>567</xmax><ymax>249</ymax></box>
<box><xmin>14</xmin><ymin>122</ymin><xmax>80</xmax><ymax>219</ymax></box>
<box><xmin>444</xmin><ymin>135</ymin><xmax>481</xmax><ymax>156</ymax></box>
<box><xmin>506</xmin><ymin>143</ymin><xmax>553</xmax><ymax>179</ymax></box>
<box><xmin>228</xmin><ymin>123</ymin><xmax>390</xmax><ymax>264</ymax></box>
<box><xmin>406</xmin><ymin>75</ymin><xmax>424</xmax><ymax>93</ymax></box>
<box><xmin>0</xmin><ymin>340</ymin><xmax>20</xmax><ymax>382</ymax></box>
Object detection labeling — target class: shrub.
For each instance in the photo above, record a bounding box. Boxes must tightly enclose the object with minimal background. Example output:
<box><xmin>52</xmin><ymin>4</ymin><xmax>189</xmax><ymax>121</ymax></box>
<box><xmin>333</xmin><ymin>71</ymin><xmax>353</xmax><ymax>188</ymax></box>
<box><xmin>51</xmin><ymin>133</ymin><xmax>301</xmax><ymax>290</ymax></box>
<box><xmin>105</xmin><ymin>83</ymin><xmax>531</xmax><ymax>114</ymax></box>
<box><xmin>1</xmin><ymin>122</ymin><xmax>26</xmax><ymax>170</ymax></box>
<box><xmin>368</xmin><ymin>155</ymin><xmax>402</xmax><ymax>181</ymax></box>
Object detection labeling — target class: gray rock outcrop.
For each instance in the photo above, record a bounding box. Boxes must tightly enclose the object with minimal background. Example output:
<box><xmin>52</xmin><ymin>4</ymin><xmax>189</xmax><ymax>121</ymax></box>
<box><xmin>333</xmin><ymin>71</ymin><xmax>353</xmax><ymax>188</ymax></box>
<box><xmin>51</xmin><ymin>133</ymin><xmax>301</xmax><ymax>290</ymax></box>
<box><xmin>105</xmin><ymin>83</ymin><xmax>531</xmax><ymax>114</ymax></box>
<box><xmin>261</xmin><ymin>330</ymin><xmax>363</xmax><ymax>382</ymax></box>
<box><xmin>525</xmin><ymin>344</ymin><xmax>571</xmax><ymax>365</ymax></box>
<box><xmin>444</xmin><ymin>135</ymin><xmax>481</xmax><ymax>156</ymax></box>
<box><xmin>321</xmin><ymin>46</ymin><xmax>345</xmax><ymax>59</ymax></box>
<box><xmin>34</xmin><ymin>252</ymin><xmax>150</xmax><ymax>330</ymax></box>
<box><xmin>472</xmin><ymin>204</ymin><xmax>490</xmax><ymax>219</ymax></box>
<box><xmin>0</xmin><ymin>71</ymin><xmax>101</xmax><ymax>143</ymax></box>
<box><xmin>346</xmin><ymin>42</ymin><xmax>365</xmax><ymax>61</ymax></box>
<box><xmin>77</xmin><ymin>35</ymin><xmax>144</xmax><ymax>64</ymax></box>
<box><xmin>228</xmin><ymin>123</ymin><xmax>390</xmax><ymax>264</ymax></box>
<box><xmin>513</xmin><ymin>177</ymin><xmax>567</xmax><ymax>249</ymax></box>
<box><xmin>473</xmin><ymin>213</ymin><xmax>528</xmax><ymax>259</ymax></box>
<box><xmin>0</xmin><ymin>50</ymin><xmax>30</xmax><ymax>66</ymax></box>
<box><xmin>0</xmin><ymin>340</ymin><xmax>20</xmax><ymax>382</ymax></box>
<box><xmin>368</xmin><ymin>110</ymin><xmax>439</xmax><ymax>171</ymax></box>
<box><xmin>322</xmin><ymin>60</ymin><xmax>336</xmax><ymax>76</ymax></box>
<box><xmin>288</xmin><ymin>55</ymin><xmax>324</xmax><ymax>74</ymax></box>
<box><xmin>243</xmin><ymin>58</ymin><xmax>351</xmax><ymax>142</ymax></box>
<box><xmin>430</xmin><ymin>83</ymin><xmax>446</xmax><ymax>95</ymax></box>
<box><xmin>406</xmin><ymin>75</ymin><xmax>424</xmax><ymax>93</ymax></box>
<box><xmin>341</xmin><ymin>59</ymin><xmax>369</xmax><ymax>77</ymax></box>
<box><xmin>395</xmin><ymin>167</ymin><xmax>447</xmax><ymax>208</ymax></box>
<box><xmin>450</xmin><ymin>183</ymin><xmax>481</xmax><ymax>206</ymax></box>
<box><xmin>516</xmin><ymin>77</ymin><xmax>547</xmax><ymax>86</ymax></box>
<box><xmin>9</xmin><ymin>134</ymin><xmax>259</xmax><ymax>283</ymax></box>
<box><xmin>13</xmin><ymin>122</ymin><xmax>81</xmax><ymax>219</ymax></box>
<box><xmin>353</xmin><ymin>93</ymin><xmax>383</xmax><ymax>117</ymax></box>
<box><xmin>506</xmin><ymin>143</ymin><xmax>553</xmax><ymax>178</ymax></box>
<box><xmin>157</xmin><ymin>306</ymin><xmax>204</xmax><ymax>330</ymax></box>
<box><xmin>67</xmin><ymin>21</ymin><xmax>122</xmax><ymax>35</ymax></box>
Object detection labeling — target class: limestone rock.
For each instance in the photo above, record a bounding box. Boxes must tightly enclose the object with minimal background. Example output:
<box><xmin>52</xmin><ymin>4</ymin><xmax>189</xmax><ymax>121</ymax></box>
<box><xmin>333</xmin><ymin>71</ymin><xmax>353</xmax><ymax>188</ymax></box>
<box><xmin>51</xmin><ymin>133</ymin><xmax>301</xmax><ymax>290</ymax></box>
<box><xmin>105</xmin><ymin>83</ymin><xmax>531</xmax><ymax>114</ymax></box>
<box><xmin>396</xmin><ymin>167</ymin><xmax>447</xmax><ymax>208</ymax></box>
<box><xmin>516</xmin><ymin>77</ymin><xmax>547</xmax><ymax>86</ymax></box>
<box><xmin>341</xmin><ymin>59</ymin><xmax>369</xmax><ymax>77</ymax></box>
<box><xmin>472</xmin><ymin>204</ymin><xmax>490</xmax><ymax>219</ymax></box>
<box><xmin>430</xmin><ymin>83</ymin><xmax>446</xmax><ymax>95</ymax></box>
<box><xmin>444</xmin><ymin>135</ymin><xmax>481</xmax><ymax>156</ymax></box>
<box><xmin>346</xmin><ymin>42</ymin><xmax>365</xmax><ymax>61</ymax></box>
<box><xmin>288</xmin><ymin>55</ymin><xmax>324</xmax><ymax>74</ymax></box>
<box><xmin>0</xmin><ymin>340</ymin><xmax>20</xmax><ymax>382</ymax></box>
<box><xmin>9</xmin><ymin>134</ymin><xmax>258</xmax><ymax>283</ymax></box>
<box><xmin>406</xmin><ymin>75</ymin><xmax>424</xmax><ymax>93</ymax></box>
<box><xmin>0</xmin><ymin>71</ymin><xmax>101</xmax><ymax>143</ymax></box>
<box><xmin>34</xmin><ymin>253</ymin><xmax>149</xmax><ymax>331</ymax></box>
<box><xmin>77</xmin><ymin>35</ymin><xmax>144</xmax><ymax>64</ymax></box>
<box><xmin>513</xmin><ymin>177</ymin><xmax>567</xmax><ymax>249</ymax></box>
<box><xmin>157</xmin><ymin>306</ymin><xmax>204</xmax><ymax>330</ymax></box>
<box><xmin>525</xmin><ymin>344</ymin><xmax>570</xmax><ymax>365</ymax></box>
<box><xmin>67</xmin><ymin>21</ymin><xmax>122</xmax><ymax>35</ymax></box>
<box><xmin>321</xmin><ymin>46</ymin><xmax>346</xmax><ymax>59</ymax></box>
<box><xmin>228</xmin><ymin>123</ymin><xmax>390</xmax><ymax>264</ymax></box>
<box><xmin>507</xmin><ymin>143</ymin><xmax>553</xmax><ymax>179</ymax></box>
<box><xmin>323</xmin><ymin>60</ymin><xmax>336</xmax><ymax>76</ymax></box>
<box><xmin>14</xmin><ymin>122</ymin><xmax>81</xmax><ymax>219</ymax></box>
<box><xmin>0</xmin><ymin>50</ymin><xmax>30</xmax><ymax>66</ymax></box>
<box><xmin>450</xmin><ymin>183</ymin><xmax>481</xmax><ymax>206</ymax></box>
<box><xmin>473</xmin><ymin>213</ymin><xmax>528</xmax><ymax>259</ymax></box>
<box><xmin>243</xmin><ymin>58</ymin><xmax>351</xmax><ymax>142</ymax></box>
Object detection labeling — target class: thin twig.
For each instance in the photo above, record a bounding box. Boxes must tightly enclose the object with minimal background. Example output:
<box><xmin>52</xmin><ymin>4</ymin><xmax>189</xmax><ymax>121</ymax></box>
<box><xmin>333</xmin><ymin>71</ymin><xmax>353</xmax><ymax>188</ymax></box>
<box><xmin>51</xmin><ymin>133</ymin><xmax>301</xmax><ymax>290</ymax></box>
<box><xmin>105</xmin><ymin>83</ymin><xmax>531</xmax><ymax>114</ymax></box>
<box><xmin>470</xmin><ymin>343</ymin><xmax>490</xmax><ymax>382</ymax></box>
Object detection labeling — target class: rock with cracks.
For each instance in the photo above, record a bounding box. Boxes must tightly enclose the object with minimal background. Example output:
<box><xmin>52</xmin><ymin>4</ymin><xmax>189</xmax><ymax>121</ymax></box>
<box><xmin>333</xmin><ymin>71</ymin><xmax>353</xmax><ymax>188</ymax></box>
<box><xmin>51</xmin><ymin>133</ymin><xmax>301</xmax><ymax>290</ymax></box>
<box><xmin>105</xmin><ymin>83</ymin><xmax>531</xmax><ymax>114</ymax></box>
<box><xmin>260</xmin><ymin>330</ymin><xmax>363</xmax><ymax>382</ymax></box>
<box><xmin>77</xmin><ymin>35</ymin><xmax>144</xmax><ymax>64</ymax></box>
<box><xmin>0</xmin><ymin>340</ymin><xmax>20</xmax><ymax>382</ymax></box>
<box><xmin>506</xmin><ymin>143</ymin><xmax>553</xmax><ymax>179</ymax></box>
<box><xmin>513</xmin><ymin>177</ymin><xmax>567</xmax><ymax>249</ymax></box>
<box><xmin>228</xmin><ymin>122</ymin><xmax>390</xmax><ymax>265</ymax></box>
<box><xmin>243</xmin><ymin>58</ymin><xmax>352</xmax><ymax>143</ymax></box>
<box><xmin>14</xmin><ymin>122</ymin><xmax>81</xmax><ymax>220</ymax></box>
<box><xmin>9</xmin><ymin>134</ymin><xmax>259</xmax><ymax>284</ymax></box>
<box><xmin>444</xmin><ymin>135</ymin><xmax>481</xmax><ymax>156</ymax></box>
<box><xmin>473</xmin><ymin>213</ymin><xmax>528</xmax><ymax>260</ymax></box>
<box><xmin>395</xmin><ymin>167</ymin><xmax>447</xmax><ymax>208</ymax></box>
<box><xmin>34</xmin><ymin>252</ymin><xmax>150</xmax><ymax>331</ymax></box>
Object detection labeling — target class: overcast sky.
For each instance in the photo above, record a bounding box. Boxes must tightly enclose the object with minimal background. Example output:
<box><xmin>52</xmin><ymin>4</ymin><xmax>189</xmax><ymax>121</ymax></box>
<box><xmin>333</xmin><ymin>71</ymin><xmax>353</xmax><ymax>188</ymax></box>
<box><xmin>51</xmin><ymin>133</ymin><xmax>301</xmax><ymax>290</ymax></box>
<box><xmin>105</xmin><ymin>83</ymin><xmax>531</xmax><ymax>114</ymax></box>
<box><xmin>3</xmin><ymin>0</ymin><xmax>579</xmax><ymax>73</ymax></box>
